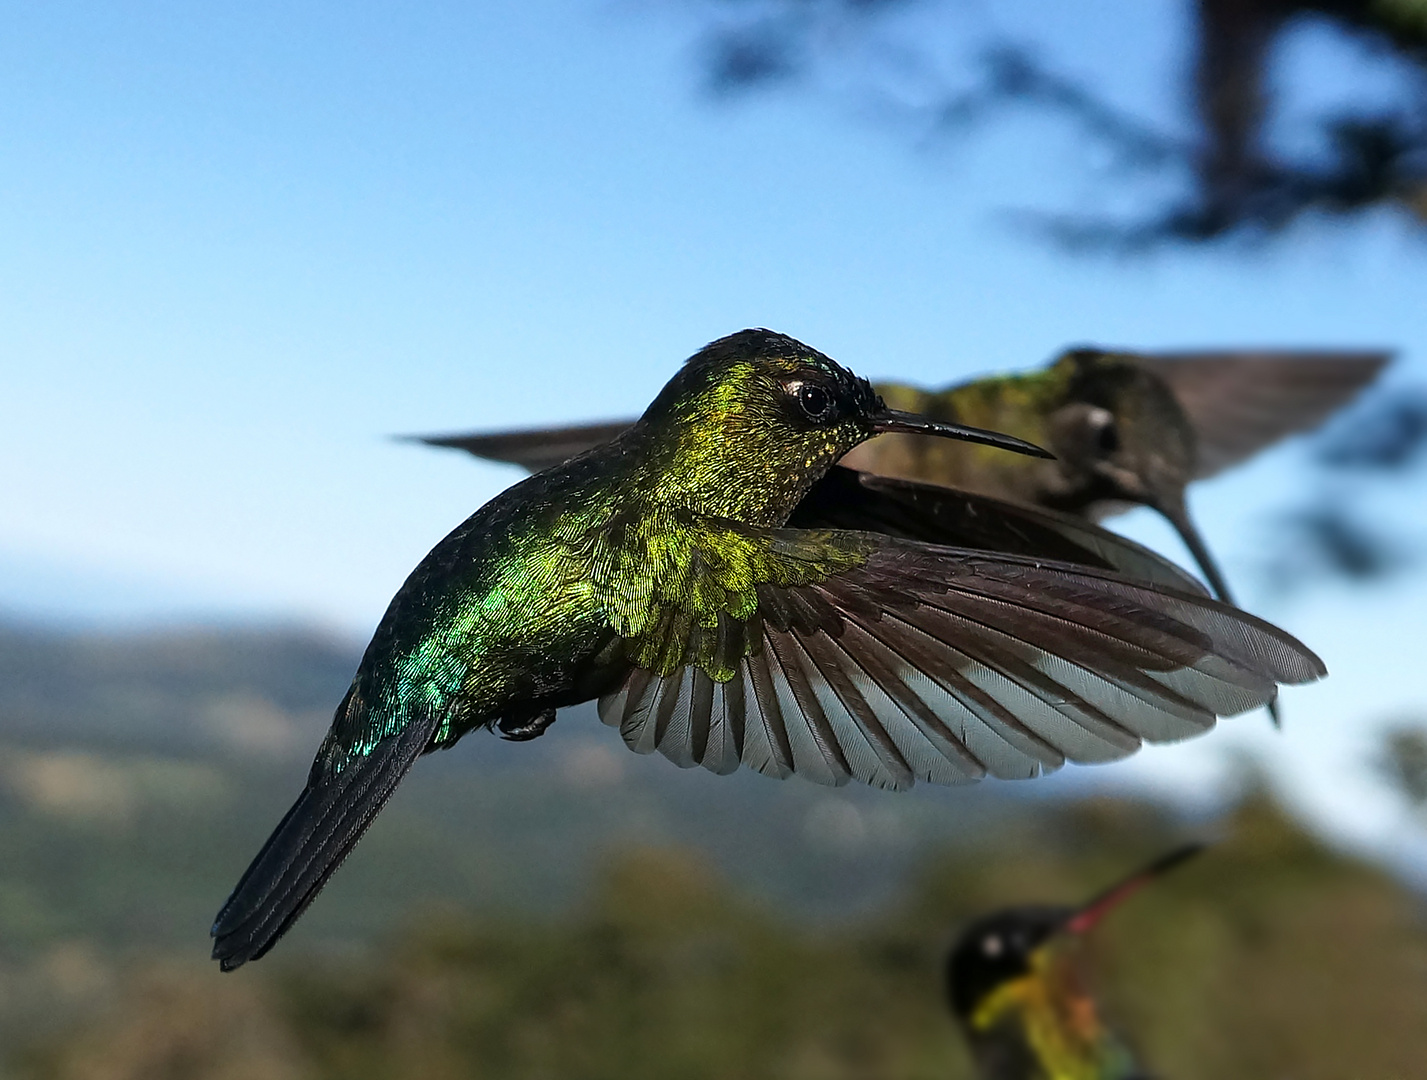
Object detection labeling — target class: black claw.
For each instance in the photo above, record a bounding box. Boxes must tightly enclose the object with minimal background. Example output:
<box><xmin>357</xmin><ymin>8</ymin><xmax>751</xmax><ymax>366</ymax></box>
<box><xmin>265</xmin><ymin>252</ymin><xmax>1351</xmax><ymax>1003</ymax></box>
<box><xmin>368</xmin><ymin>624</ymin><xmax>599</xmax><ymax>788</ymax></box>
<box><xmin>498</xmin><ymin>706</ymin><xmax>558</xmax><ymax>742</ymax></box>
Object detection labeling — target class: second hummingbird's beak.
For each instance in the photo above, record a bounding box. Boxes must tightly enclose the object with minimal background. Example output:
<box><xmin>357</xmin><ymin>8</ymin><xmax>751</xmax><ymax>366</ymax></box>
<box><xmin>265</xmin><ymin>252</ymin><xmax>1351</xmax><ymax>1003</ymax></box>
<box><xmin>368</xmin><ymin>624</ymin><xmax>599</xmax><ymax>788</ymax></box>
<box><xmin>1061</xmin><ymin>843</ymin><xmax>1204</xmax><ymax>937</ymax></box>
<box><xmin>871</xmin><ymin>409</ymin><xmax>1054</xmax><ymax>460</ymax></box>
<box><xmin>1152</xmin><ymin>491</ymin><xmax>1281</xmax><ymax>728</ymax></box>
<box><xmin>1154</xmin><ymin>492</ymin><xmax>1236</xmax><ymax>608</ymax></box>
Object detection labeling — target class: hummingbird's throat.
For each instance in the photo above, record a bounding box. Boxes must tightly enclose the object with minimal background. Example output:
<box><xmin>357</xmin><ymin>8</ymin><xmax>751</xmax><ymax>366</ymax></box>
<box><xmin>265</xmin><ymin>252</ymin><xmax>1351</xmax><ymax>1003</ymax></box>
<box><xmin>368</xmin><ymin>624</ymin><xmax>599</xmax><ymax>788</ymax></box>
<box><xmin>654</xmin><ymin>417</ymin><xmax>859</xmax><ymax>526</ymax></box>
<box><xmin>973</xmin><ymin>953</ymin><xmax>1114</xmax><ymax>1080</ymax></box>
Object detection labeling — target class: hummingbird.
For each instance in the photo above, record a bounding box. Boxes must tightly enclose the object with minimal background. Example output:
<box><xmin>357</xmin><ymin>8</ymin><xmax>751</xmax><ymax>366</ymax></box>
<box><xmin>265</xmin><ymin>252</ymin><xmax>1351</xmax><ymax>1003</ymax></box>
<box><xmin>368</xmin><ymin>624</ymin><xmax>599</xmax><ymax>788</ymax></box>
<box><xmin>212</xmin><ymin>330</ymin><xmax>1321</xmax><ymax>970</ymax></box>
<box><xmin>417</xmin><ymin>347</ymin><xmax>1388</xmax><ymax>615</ymax></box>
<box><xmin>946</xmin><ymin>844</ymin><xmax>1204</xmax><ymax>1080</ymax></box>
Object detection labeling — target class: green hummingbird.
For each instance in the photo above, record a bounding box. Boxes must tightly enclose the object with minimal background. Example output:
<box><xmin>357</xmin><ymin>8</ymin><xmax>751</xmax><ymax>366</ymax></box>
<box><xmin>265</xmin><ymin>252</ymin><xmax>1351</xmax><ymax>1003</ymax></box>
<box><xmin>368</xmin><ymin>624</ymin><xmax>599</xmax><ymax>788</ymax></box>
<box><xmin>212</xmin><ymin>330</ymin><xmax>1321</xmax><ymax>970</ymax></box>
<box><xmin>946</xmin><ymin>844</ymin><xmax>1204</xmax><ymax>1080</ymax></box>
<box><xmin>417</xmin><ymin>347</ymin><xmax>1387</xmax><ymax>614</ymax></box>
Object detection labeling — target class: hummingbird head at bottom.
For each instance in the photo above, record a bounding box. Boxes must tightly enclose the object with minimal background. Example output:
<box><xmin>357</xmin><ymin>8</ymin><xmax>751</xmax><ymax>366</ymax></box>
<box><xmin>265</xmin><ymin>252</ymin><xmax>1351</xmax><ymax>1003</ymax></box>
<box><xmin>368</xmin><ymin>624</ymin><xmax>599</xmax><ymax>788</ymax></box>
<box><xmin>632</xmin><ymin>328</ymin><xmax>1051</xmax><ymax>525</ymax></box>
<box><xmin>946</xmin><ymin>845</ymin><xmax>1204</xmax><ymax>1072</ymax></box>
<box><xmin>947</xmin><ymin>904</ymin><xmax>1071</xmax><ymax>1024</ymax></box>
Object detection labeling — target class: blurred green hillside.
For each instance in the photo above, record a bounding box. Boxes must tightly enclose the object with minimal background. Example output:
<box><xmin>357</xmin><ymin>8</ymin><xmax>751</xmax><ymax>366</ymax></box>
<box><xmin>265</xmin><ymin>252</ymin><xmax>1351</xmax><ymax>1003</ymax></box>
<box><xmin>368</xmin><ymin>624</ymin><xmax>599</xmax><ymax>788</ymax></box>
<box><xmin>0</xmin><ymin>622</ymin><xmax>1024</xmax><ymax>960</ymax></box>
<box><xmin>1</xmin><ymin>621</ymin><xmax>1426</xmax><ymax>1077</ymax></box>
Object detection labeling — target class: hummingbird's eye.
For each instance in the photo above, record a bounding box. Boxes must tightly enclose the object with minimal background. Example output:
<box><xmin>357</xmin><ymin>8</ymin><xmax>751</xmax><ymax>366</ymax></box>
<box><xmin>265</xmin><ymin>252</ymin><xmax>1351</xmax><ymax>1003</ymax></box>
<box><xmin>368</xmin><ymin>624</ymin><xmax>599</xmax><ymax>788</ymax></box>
<box><xmin>981</xmin><ymin>934</ymin><xmax>1003</xmax><ymax>958</ymax></box>
<box><xmin>1084</xmin><ymin>408</ymin><xmax>1119</xmax><ymax>454</ymax></box>
<box><xmin>1097</xmin><ymin>420</ymin><xmax>1120</xmax><ymax>454</ymax></box>
<box><xmin>795</xmin><ymin>382</ymin><xmax>835</xmax><ymax>422</ymax></box>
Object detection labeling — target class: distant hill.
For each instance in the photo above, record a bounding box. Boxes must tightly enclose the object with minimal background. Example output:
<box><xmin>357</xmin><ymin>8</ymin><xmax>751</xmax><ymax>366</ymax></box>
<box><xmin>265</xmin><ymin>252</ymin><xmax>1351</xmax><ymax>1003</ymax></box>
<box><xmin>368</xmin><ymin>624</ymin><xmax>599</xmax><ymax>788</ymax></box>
<box><xmin>0</xmin><ymin>621</ymin><xmax>358</xmax><ymax>759</ymax></box>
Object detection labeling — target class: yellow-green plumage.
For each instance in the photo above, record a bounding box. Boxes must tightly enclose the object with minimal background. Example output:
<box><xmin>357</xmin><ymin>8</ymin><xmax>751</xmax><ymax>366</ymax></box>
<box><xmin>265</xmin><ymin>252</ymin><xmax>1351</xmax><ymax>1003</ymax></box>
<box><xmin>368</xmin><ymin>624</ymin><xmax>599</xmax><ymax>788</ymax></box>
<box><xmin>968</xmin><ymin>942</ymin><xmax>1137</xmax><ymax>1080</ymax></box>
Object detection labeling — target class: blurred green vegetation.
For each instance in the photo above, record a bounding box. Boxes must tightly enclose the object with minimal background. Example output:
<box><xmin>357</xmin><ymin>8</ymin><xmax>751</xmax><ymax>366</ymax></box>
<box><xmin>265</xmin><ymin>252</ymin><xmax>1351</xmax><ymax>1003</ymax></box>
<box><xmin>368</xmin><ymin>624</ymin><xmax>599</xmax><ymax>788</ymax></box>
<box><xmin>7</xmin><ymin>794</ymin><xmax>1427</xmax><ymax>1079</ymax></box>
<box><xmin>1378</xmin><ymin>721</ymin><xmax>1427</xmax><ymax>808</ymax></box>
<box><xmin>2</xmin><ymin>622</ymin><xmax>1426</xmax><ymax>1077</ymax></box>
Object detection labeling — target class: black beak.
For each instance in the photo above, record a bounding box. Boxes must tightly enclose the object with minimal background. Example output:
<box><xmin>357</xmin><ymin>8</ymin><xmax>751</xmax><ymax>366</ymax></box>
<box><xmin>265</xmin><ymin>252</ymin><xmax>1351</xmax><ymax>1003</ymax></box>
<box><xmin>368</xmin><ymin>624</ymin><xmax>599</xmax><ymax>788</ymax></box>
<box><xmin>872</xmin><ymin>408</ymin><xmax>1054</xmax><ymax>459</ymax></box>
<box><xmin>1154</xmin><ymin>491</ymin><xmax>1236</xmax><ymax>607</ymax></box>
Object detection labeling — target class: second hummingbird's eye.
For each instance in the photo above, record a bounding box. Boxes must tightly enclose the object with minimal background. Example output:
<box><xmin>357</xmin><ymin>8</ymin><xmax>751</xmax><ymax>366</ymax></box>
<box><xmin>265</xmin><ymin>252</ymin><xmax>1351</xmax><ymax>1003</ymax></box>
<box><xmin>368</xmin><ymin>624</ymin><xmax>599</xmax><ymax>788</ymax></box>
<box><xmin>1082</xmin><ymin>407</ymin><xmax>1120</xmax><ymax>454</ymax></box>
<box><xmin>795</xmin><ymin>382</ymin><xmax>835</xmax><ymax>422</ymax></box>
<box><xmin>1097</xmin><ymin>418</ymin><xmax>1120</xmax><ymax>454</ymax></box>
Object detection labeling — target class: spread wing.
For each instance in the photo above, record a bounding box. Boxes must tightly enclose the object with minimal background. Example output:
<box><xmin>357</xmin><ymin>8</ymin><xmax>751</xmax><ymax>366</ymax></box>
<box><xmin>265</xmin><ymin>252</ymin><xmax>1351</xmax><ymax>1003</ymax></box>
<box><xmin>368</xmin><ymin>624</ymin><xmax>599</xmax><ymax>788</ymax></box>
<box><xmin>793</xmin><ymin>467</ymin><xmax>1208</xmax><ymax>594</ymax></box>
<box><xmin>1143</xmin><ymin>350</ymin><xmax>1391</xmax><ymax>479</ymax></box>
<box><xmin>598</xmin><ymin>529</ymin><xmax>1323</xmax><ymax>791</ymax></box>
<box><xmin>413</xmin><ymin>420</ymin><xmax>635</xmax><ymax>473</ymax></box>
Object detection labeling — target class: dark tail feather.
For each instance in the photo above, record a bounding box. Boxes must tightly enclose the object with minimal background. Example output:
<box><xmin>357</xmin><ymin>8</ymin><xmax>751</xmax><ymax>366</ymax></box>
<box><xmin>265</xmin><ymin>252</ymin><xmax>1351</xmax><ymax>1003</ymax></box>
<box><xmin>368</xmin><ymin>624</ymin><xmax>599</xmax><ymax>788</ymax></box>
<box><xmin>211</xmin><ymin>719</ymin><xmax>432</xmax><ymax>971</ymax></box>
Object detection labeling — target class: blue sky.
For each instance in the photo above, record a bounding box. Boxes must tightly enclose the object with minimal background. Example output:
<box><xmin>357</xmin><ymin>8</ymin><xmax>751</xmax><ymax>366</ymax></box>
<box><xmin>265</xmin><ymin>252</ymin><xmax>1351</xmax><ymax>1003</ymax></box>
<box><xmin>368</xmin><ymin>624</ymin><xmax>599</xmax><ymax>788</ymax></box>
<box><xmin>3</xmin><ymin>1</ymin><xmax>1426</xmax><ymax>866</ymax></box>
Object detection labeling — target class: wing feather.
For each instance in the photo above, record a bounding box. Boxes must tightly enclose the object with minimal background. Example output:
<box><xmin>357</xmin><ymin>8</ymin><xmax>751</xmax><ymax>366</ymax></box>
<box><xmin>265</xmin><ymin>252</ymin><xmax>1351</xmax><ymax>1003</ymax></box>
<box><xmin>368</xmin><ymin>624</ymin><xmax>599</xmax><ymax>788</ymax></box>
<box><xmin>781</xmin><ymin>629</ymin><xmax>914</xmax><ymax>790</ymax></box>
<box><xmin>1143</xmin><ymin>351</ymin><xmax>1391</xmax><ymax>479</ymax></box>
<box><xmin>764</xmin><ymin>631</ymin><xmax>858</xmax><ymax>786</ymax></box>
<box><xmin>831</xmin><ymin>601</ymin><xmax>1062</xmax><ymax>777</ymax></box>
<box><xmin>688</xmin><ymin>667</ymin><xmax>716</xmax><ymax>766</ymax></box>
<box><xmin>599</xmin><ymin>532</ymin><xmax>1324</xmax><ymax>791</ymax></box>
<box><xmin>653</xmin><ymin>665</ymin><xmax>698</xmax><ymax>767</ymax></box>
<box><xmin>793</xmin><ymin>467</ymin><xmax>1209</xmax><ymax>594</ymax></box>
<box><xmin>707</xmin><ymin>668</ymin><xmax>747</xmax><ymax>774</ymax></box>
<box><xmin>742</xmin><ymin>650</ymin><xmax>797</xmax><ymax>780</ymax></box>
<box><xmin>415</xmin><ymin>420</ymin><xmax>635</xmax><ymax>473</ymax></box>
<box><xmin>801</xmin><ymin>620</ymin><xmax>986</xmax><ymax>784</ymax></box>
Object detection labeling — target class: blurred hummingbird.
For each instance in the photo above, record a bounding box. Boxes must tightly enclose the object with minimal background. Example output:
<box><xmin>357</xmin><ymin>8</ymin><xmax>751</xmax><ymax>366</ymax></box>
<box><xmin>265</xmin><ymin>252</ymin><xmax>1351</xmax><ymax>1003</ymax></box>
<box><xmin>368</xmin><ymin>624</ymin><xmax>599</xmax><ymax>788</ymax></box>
<box><xmin>212</xmin><ymin>330</ymin><xmax>1321</xmax><ymax>970</ymax></box>
<box><xmin>946</xmin><ymin>844</ymin><xmax>1204</xmax><ymax>1080</ymax></box>
<box><xmin>417</xmin><ymin>347</ymin><xmax>1387</xmax><ymax>615</ymax></box>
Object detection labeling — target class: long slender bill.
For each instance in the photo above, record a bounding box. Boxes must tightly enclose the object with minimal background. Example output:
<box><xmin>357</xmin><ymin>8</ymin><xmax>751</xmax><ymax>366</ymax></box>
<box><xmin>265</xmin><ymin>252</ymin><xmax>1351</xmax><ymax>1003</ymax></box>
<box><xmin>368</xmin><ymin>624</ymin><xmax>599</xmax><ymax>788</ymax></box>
<box><xmin>1155</xmin><ymin>493</ymin><xmax>1237</xmax><ymax>607</ymax></box>
<box><xmin>872</xmin><ymin>408</ymin><xmax>1054</xmax><ymax>459</ymax></box>
<box><xmin>1062</xmin><ymin>843</ymin><xmax>1205</xmax><ymax>936</ymax></box>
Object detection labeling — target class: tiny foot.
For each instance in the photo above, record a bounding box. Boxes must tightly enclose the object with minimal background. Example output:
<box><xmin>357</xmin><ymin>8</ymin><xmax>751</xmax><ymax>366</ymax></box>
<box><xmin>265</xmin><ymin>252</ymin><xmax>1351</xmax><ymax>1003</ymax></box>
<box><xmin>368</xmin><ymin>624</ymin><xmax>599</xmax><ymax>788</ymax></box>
<box><xmin>498</xmin><ymin>707</ymin><xmax>558</xmax><ymax>742</ymax></box>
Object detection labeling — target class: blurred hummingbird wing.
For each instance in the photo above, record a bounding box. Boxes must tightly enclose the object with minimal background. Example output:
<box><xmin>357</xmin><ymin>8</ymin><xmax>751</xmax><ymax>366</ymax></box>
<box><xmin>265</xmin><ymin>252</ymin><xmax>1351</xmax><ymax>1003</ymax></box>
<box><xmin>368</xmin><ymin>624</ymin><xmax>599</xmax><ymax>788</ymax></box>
<box><xmin>412</xmin><ymin>420</ymin><xmax>637</xmax><ymax>473</ymax></box>
<box><xmin>1142</xmin><ymin>350</ymin><xmax>1391</xmax><ymax>479</ymax></box>
<box><xmin>793</xmin><ymin>467</ymin><xmax>1209</xmax><ymax>594</ymax></box>
<box><xmin>598</xmin><ymin>529</ymin><xmax>1323</xmax><ymax>791</ymax></box>
<box><xmin>210</xmin><ymin>693</ymin><xmax>440</xmax><ymax>971</ymax></box>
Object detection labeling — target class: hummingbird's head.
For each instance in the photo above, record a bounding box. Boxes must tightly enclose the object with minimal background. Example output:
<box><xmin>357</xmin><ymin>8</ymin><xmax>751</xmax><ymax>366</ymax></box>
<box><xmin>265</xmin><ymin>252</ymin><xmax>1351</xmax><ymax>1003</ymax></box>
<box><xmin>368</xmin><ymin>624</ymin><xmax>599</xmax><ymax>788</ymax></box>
<box><xmin>1048</xmin><ymin>349</ymin><xmax>1196</xmax><ymax>511</ymax></box>
<box><xmin>946</xmin><ymin>905</ymin><xmax>1069</xmax><ymax>1025</ymax></box>
<box><xmin>1050</xmin><ymin>350</ymin><xmax>1236</xmax><ymax>603</ymax></box>
<box><xmin>637</xmin><ymin>329</ymin><xmax>1050</xmax><ymax>525</ymax></box>
<box><xmin>946</xmin><ymin>845</ymin><xmax>1203</xmax><ymax>1031</ymax></box>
